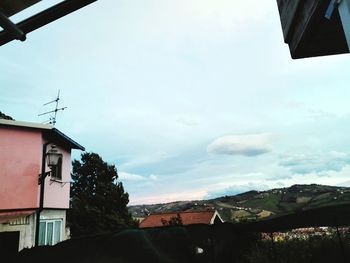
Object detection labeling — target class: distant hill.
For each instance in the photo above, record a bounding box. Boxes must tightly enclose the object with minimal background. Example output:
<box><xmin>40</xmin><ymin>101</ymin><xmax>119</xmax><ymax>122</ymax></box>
<box><xmin>129</xmin><ymin>184</ymin><xmax>350</xmax><ymax>223</ymax></box>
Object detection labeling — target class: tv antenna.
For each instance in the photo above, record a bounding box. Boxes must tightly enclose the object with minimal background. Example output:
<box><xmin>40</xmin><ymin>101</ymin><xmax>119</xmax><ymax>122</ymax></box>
<box><xmin>38</xmin><ymin>90</ymin><xmax>67</xmax><ymax>126</ymax></box>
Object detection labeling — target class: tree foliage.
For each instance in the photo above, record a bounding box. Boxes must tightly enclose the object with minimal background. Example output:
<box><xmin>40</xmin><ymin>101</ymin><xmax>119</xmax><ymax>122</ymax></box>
<box><xmin>68</xmin><ymin>152</ymin><xmax>136</xmax><ymax>237</ymax></box>
<box><xmin>161</xmin><ymin>213</ymin><xmax>183</xmax><ymax>226</ymax></box>
<box><xmin>0</xmin><ymin>111</ymin><xmax>14</xmax><ymax>120</ymax></box>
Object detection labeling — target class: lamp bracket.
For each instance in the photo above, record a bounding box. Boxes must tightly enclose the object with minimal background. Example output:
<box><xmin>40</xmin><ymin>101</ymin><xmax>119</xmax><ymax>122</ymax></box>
<box><xmin>38</xmin><ymin>171</ymin><xmax>51</xmax><ymax>185</ymax></box>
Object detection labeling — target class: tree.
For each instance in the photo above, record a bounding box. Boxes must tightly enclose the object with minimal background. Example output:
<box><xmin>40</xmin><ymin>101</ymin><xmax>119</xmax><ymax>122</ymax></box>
<box><xmin>0</xmin><ymin>111</ymin><xmax>14</xmax><ymax>120</ymax></box>
<box><xmin>161</xmin><ymin>213</ymin><xmax>183</xmax><ymax>226</ymax></box>
<box><xmin>68</xmin><ymin>152</ymin><xmax>136</xmax><ymax>237</ymax></box>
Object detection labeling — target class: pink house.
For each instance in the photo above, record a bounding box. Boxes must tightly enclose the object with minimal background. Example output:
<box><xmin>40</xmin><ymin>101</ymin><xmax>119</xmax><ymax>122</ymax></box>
<box><xmin>0</xmin><ymin>119</ymin><xmax>84</xmax><ymax>252</ymax></box>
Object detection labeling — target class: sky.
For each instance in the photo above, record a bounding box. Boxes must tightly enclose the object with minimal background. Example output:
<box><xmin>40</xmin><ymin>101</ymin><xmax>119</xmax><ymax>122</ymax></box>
<box><xmin>2</xmin><ymin>0</ymin><xmax>350</xmax><ymax>205</ymax></box>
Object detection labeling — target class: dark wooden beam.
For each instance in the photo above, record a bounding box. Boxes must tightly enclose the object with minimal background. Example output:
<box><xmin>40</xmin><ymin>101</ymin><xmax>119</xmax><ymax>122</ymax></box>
<box><xmin>0</xmin><ymin>0</ymin><xmax>41</xmax><ymax>17</ymax></box>
<box><xmin>0</xmin><ymin>0</ymin><xmax>97</xmax><ymax>46</ymax></box>
<box><xmin>276</xmin><ymin>0</ymin><xmax>349</xmax><ymax>59</ymax></box>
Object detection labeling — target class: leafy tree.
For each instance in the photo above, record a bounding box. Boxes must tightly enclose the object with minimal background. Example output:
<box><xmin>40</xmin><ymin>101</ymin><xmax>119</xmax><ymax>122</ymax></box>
<box><xmin>68</xmin><ymin>152</ymin><xmax>137</xmax><ymax>237</ymax></box>
<box><xmin>0</xmin><ymin>111</ymin><xmax>14</xmax><ymax>120</ymax></box>
<box><xmin>168</xmin><ymin>213</ymin><xmax>183</xmax><ymax>226</ymax></box>
<box><xmin>161</xmin><ymin>213</ymin><xmax>183</xmax><ymax>226</ymax></box>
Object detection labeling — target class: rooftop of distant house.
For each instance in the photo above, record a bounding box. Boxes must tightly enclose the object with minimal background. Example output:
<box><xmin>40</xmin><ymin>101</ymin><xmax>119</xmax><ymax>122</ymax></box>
<box><xmin>139</xmin><ymin>210</ymin><xmax>223</xmax><ymax>228</ymax></box>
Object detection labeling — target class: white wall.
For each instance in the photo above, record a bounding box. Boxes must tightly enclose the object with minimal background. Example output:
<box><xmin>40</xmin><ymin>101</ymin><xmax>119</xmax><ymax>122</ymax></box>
<box><xmin>0</xmin><ymin>209</ymin><xmax>68</xmax><ymax>251</ymax></box>
<box><xmin>0</xmin><ymin>213</ymin><xmax>35</xmax><ymax>251</ymax></box>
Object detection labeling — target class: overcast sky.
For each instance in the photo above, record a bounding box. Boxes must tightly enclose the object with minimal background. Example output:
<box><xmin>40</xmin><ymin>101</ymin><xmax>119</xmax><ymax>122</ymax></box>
<box><xmin>2</xmin><ymin>0</ymin><xmax>350</xmax><ymax>205</ymax></box>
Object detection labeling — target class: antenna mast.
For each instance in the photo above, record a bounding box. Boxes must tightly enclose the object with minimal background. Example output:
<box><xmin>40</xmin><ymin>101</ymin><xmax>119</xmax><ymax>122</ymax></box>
<box><xmin>38</xmin><ymin>90</ymin><xmax>67</xmax><ymax>126</ymax></box>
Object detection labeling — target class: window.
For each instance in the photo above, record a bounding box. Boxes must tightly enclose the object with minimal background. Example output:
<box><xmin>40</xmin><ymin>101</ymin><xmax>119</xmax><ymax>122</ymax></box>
<box><xmin>50</xmin><ymin>155</ymin><xmax>62</xmax><ymax>180</ymax></box>
<box><xmin>38</xmin><ymin>220</ymin><xmax>62</xmax><ymax>246</ymax></box>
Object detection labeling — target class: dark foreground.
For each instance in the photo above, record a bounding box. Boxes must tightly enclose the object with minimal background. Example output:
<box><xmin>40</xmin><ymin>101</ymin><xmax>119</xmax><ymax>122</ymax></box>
<box><xmin>11</xmin><ymin>224</ymin><xmax>350</xmax><ymax>263</ymax></box>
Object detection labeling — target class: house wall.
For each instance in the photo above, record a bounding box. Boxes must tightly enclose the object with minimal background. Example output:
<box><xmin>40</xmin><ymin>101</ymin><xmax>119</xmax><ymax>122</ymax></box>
<box><xmin>0</xmin><ymin>209</ymin><xmax>68</xmax><ymax>251</ymax></box>
<box><xmin>0</xmin><ymin>127</ymin><xmax>41</xmax><ymax>210</ymax></box>
<box><xmin>42</xmin><ymin>144</ymin><xmax>71</xmax><ymax>209</ymax></box>
<box><xmin>40</xmin><ymin>209</ymin><xmax>68</xmax><ymax>241</ymax></box>
<box><xmin>0</xmin><ymin>213</ymin><xmax>36</xmax><ymax>251</ymax></box>
<box><xmin>0</xmin><ymin>126</ymin><xmax>72</xmax><ymax>210</ymax></box>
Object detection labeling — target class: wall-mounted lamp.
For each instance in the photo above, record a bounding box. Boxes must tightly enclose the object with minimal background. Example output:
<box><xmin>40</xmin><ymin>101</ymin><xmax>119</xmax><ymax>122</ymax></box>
<box><xmin>47</xmin><ymin>145</ymin><xmax>62</xmax><ymax>167</ymax></box>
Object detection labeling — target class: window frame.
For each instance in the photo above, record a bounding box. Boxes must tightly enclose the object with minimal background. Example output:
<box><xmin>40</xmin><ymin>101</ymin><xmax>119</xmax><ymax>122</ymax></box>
<box><xmin>38</xmin><ymin>219</ymin><xmax>63</xmax><ymax>246</ymax></box>
<box><xmin>50</xmin><ymin>154</ymin><xmax>63</xmax><ymax>181</ymax></box>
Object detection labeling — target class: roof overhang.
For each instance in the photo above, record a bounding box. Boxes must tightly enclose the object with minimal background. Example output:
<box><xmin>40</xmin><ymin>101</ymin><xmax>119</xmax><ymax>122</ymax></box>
<box><xmin>0</xmin><ymin>119</ymin><xmax>85</xmax><ymax>151</ymax></box>
<box><xmin>0</xmin><ymin>0</ymin><xmax>97</xmax><ymax>46</ymax></box>
<box><xmin>44</xmin><ymin>128</ymin><xmax>85</xmax><ymax>151</ymax></box>
<box><xmin>276</xmin><ymin>0</ymin><xmax>349</xmax><ymax>59</ymax></box>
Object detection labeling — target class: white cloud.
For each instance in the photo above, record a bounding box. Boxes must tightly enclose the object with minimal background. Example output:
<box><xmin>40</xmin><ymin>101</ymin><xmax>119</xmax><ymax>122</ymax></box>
<box><xmin>129</xmin><ymin>190</ymin><xmax>208</xmax><ymax>205</ymax></box>
<box><xmin>121</xmin><ymin>150</ymin><xmax>169</xmax><ymax>169</ymax></box>
<box><xmin>149</xmin><ymin>174</ymin><xmax>158</xmax><ymax>181</ymax></box>
<box><xmin>118</xmin><ymin>172</ymin><xmax>159</xmax><ymax>182</ymax></box>
<box><xmin>207</xmin><ymin>134</ymin><xmax>273</xmax><ymax>156</ymax></box>
<box><xmin>118</xmin><ymin>171</ymin><xmax>147</xmax><ymax>181</ymax></box>
<box><xmin>176</xmin><ymin>116</ymin><xmax>200</xmax><ymax>127</ymax></box>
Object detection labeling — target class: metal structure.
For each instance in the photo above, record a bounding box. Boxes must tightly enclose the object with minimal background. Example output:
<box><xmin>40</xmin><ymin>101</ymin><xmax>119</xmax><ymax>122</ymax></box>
<box><xmin>0</xmin><ymin>0</ymin><xmax>97</xmax><ymax>46</ymax></box>
<box><xmin>38</xmin><ymin>90</ymin><xmax>67</xmax><ymax>126</ymax></box>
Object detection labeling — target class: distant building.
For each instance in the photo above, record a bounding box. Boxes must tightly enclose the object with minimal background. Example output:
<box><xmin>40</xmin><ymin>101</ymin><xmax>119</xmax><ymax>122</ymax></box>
<box><xmin>139</xmin><ymin>210</ymin><xmax>224</xmax><ymax>228</ymax></box>
<box><xmin>0</xmin><ymin>119</ymin><xmax>84</xmax><ymax>252</ymax></box>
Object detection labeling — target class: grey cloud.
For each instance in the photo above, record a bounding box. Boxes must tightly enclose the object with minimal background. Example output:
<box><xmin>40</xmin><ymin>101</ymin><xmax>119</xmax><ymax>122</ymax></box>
<box><xmin>205</xmin><ymin>182</ymin><xmax>270</xmax><ymax>199</ymax></box>
<box><xmin>207</xmin><ymin>134</ymin><xmax>272</xmax><ymax>157</ymax></box>
<box><xmin>279</xmin><ymin>151</ymin><xmax>350</xmax><ymax>175</ymax></box>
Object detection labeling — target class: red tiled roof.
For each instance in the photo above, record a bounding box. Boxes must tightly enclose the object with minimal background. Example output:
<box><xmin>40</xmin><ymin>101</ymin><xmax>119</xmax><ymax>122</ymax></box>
<box><xmin>0</xmin><ymin>210</ymin><xmax>35</xmax><ymax>223</ymax></box>
<box><xmin>139</xmin><ymin>210</ymin><xmax>219</xmax><ymax>228</ymax></box>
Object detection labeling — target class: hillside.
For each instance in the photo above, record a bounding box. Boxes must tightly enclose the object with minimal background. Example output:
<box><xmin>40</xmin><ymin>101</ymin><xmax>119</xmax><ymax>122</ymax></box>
<box><xmin>129</xmin><ymin>184</ymin><xmax>350</xmax><ymax>223</ymax></box>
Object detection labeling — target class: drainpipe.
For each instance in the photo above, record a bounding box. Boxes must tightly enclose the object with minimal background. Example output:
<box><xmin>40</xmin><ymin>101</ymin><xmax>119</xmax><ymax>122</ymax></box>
<box><xmin>34</xmin><ymin>142</ymin><xmax>50</xmax><ymax>247</ymax></box>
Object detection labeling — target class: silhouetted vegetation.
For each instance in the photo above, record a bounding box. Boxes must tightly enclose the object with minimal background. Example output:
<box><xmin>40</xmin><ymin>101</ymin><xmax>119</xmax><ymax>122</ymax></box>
<box><xmin>0</xmin><ymin>111</ymin><xmax>14</xmax><ymax>120</ymax></box>
<box><xmin>68</xmin><ymin>152</ymin><xmax>137</xmax><ymax>238</ymax></box>
<box><xmin>242</xmin><ymin>229</ymin><xmax>350</xmax><ymax>263</ymax></box>
<box><xmin>12</xmin><ymin>224</ymin><xmax>350</xmax><ymax>263</ymax></box>
<box><xmin>161</xmin><ymin>213</ymin><xmax>183</xmax><ymax>226</ymax></box>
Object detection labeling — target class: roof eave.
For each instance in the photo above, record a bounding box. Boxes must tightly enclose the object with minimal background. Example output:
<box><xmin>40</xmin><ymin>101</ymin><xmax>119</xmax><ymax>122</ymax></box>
<box><xmin>0</xmin><ymin>119</ymin><xmax>85</xmax><ymax>151</ymax></box>
<box><xmin>46</xmin><ymin>128</ymin><xmax>85</xmax><ymax>151</ymax></box>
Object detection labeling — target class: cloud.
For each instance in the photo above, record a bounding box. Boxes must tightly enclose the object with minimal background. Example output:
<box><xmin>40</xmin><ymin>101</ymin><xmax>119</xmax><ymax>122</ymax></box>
<box><xmin>120</xmin><ymin>150</ymin><xmax>169</xmax><ymax>170</ymax></box>
<box><xmin>279</xmin><ymin>151</ymin><xmax>350</xmax><ymax>175</ymax></box>
<box><xmin>129</xmin><ymin>190</ymin><xmax>208</xmax><ymax>205</ymax></box>
<box><xmin>118</xmin><ymin>172</ymin><xmax>159</xmax><ymax>182</ymax></box>
<box><xmin>149</xmin><ymin>174</ymin><xmax>158</xmax><ymax>181</ymax></box>
<box><xmin>176</xmin><ymin>116</ymin><xmax>200</xmax><ymax>126</ymax></box>
<box><xmin>306</xmin><ymin>109</ymin><xmax>336</xmax><ymax>120</ymax></box>
<box><xmin>207</xmin><ymin>134</ymin><xmax>272</xmax><ymax>157</ymax></box>
<box><xmin>118</xmin><ymin>171</ymin><xmax>147</xmax><ymax>181</ymax></box>
<box><xmin>205</xmin><ymin>182</ymin><xmax>270</xmax><ymax>199</ymax></box>
<box><xmin>340</xmin><ymin>180</ymin><xmax>350</xmax><ymax>187</ymax></box>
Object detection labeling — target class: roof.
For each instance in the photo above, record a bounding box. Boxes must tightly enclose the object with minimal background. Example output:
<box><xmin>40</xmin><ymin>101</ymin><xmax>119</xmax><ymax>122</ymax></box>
<box><xmin>0</xmin><ymin>119</ymin><xmax>85</xmax><ymax>151</ymax></box>
<box><xmin>139</xmin><ymin>210</ymin><xmax>223</xmax><ymax>228</ymax></box>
